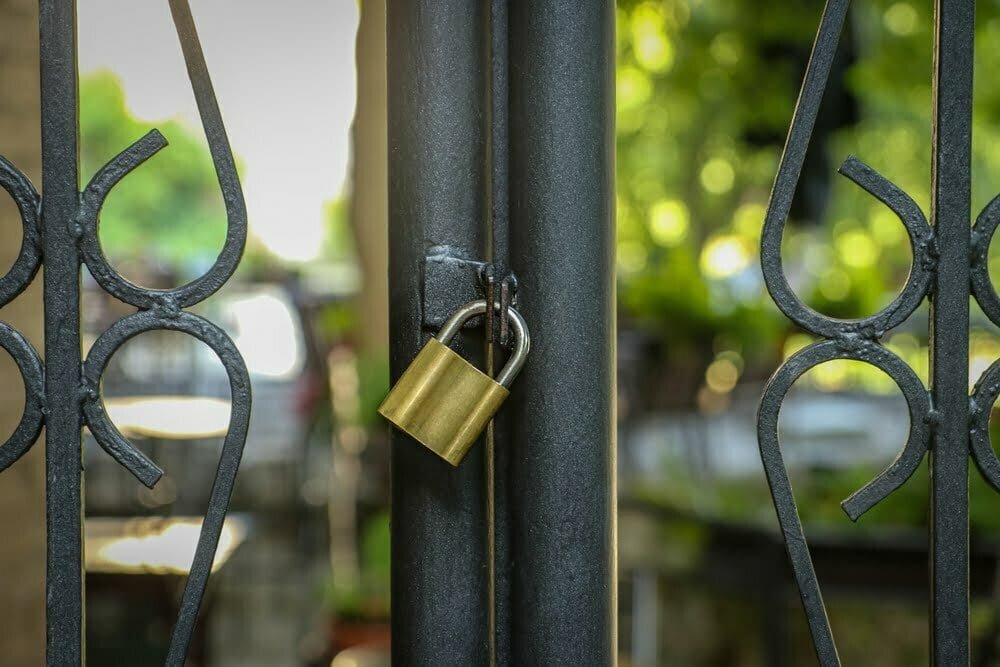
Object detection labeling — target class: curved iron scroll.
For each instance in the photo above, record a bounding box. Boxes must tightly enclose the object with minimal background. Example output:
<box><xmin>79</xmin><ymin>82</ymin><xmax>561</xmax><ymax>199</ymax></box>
<box><xmin>758</xmin><ymin>0</ymin><xmax>994</xmax><ymax>664</ymax></box>
<box><xmin>0</xmin><ymin>158</ymin><xmax>44</xmax><ymax>474</ymax></box>
<box><xmin>0</xmin><ymin>0</ymin><xmax>250</xmax><ymax>664</ymax></box>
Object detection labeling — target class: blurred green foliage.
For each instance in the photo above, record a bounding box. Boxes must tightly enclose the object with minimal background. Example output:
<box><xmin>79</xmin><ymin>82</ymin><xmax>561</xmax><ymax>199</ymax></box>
<box><xmin>617</xmin><ymin>0</ymin><xmax>1000</xmax><ymax>543</ymax></box>
<box><xmin>616</xmin><ymin>0</ymin><xmax>1000</xmax><ymax>396</ymax></box>
<box><xmin>635</xmin><ymin>456</ymin><xmax>1000</xmax><ymax>533</ymax></box>
<box><xmin>326</xmin><ymin>511</ymin><xmax>391</xmax><ymax>619</ymax></box>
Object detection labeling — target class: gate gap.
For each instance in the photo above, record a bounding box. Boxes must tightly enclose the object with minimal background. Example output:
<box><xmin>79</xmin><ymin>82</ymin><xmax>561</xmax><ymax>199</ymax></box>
<box><xmin>986</xmin><ymin>233</ymin><xmax>1000</xmax><ymax>298</ymax></box>
<box><xmin>78</xmin><ymin>29</ymin><xmax>229</xmax><ymax>292</ymax></box>
<box><xmin>0</xmin><ymin>189</ymin><xmax>23</xmax><ymax>279</ymax></box>
<box><xmin>971</xmin><ymin>365</ymin><xmax>1000</xmax><ymax>543</ymax></box>
<box><xmin>970</xmin><ymin>319</ymin><xmax>1000</xmax><ymax>395</ymax></box>
<box><xmin>0</xmin><ymin>194</ymin><xmax>29</xmax><ymax>448</ymax></box>
<box><xmin>0</xmin><ymin>346</ymin><xmax>26</xmax><ymax>447</ymax></box>
<box><xmin>778</xmin><ymin>360</ymin><xmax>921</xmax><ymax>527</ymax></box>
<box><xmin>779</xmin><ymin>173</ymin><xmax>916</xmax><ymax>323</ymax></box>
<box><xmin>84</xmin><ymin>329</ymin><xmax>232</xmax><ymax>516</ymax></box>
<box><xmin>773</xmin><ymin>360</ymin><xmax>930</xmax><ymax>664</ymax></box>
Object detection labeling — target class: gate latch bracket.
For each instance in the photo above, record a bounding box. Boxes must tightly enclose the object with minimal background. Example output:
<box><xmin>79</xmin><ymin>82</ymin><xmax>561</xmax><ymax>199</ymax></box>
<box><xmin>423</xmin><ymin>248</ymin><xmax>488</xmax><ymax>329</ymax></box>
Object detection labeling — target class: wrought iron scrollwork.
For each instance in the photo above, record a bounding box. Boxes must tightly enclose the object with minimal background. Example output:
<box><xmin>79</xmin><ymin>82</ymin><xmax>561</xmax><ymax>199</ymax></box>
<box><xmin>0</xmin><ymin>158</ymin><xmax>43</xmax><ymax>306</ymax></box>
<box><xmin>81</xmin><ymin>310</ymin><xmax>251</xmax><ymax>663</ymax></box>
<box><xmin>0</xmin><ymin>322</ymin><xmax>45</xmax><ymax>474</ymax></box>
<box><xmin>0</xmin><ymin>0</ymin><xmax>250</xmax><ymax>663</ymax></box>
<box><xmin>969</xmin><ymin>197</ymin><xmax>1000</xmax><ymax>493</ymax></box>
<box><xmin>0</xmin><ymin>158</ymin><xmax>45</xmax><ymax>475</ymax></box>
<box><xmin>758</xmin><ymin>340</ymin><xmax>930</xmax><ymax>663</ymax></box>
<box><xmin>758</xmin><ymin>0</ymin><xmax>990</xmax><ymax>663</ymax></box>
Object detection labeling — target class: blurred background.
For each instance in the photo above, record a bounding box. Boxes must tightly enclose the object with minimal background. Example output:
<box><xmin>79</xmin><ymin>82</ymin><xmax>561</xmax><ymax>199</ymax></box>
<box><xmin>3</xmin><ymin>0</ymin><xmax>1000</xmax><ymax>665</ymax></box>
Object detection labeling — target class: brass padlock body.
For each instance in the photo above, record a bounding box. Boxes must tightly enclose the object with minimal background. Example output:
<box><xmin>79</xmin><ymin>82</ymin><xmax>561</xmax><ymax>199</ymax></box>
<box><xmin>379</xmin><ymin>338</ymin><xmax>509</xmax><ymax>465</ymax></box>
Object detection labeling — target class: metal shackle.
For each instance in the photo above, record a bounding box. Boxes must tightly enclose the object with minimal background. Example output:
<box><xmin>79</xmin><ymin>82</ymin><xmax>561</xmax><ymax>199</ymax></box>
<box><xmin>436</xmin><ymin>299</ymin><xmax>530</xmax><ymax>387</ymax></box>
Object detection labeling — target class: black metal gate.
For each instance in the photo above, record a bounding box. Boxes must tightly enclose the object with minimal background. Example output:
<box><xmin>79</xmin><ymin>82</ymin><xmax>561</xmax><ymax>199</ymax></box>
<box><xmin>9</xmin><ymin>0</ymin><xmax>998</xmax><ymax>664</ymax></box>
<box><xmin>758</xmin><ymin>0</ymin><xmax>989</xmax><ymax>664</ymax></box>
<box><xmin>387</xmin><ymin>1</ymin><xmax>616</xmax><ymax>664</ymax></box>
<box><xmin>0</xmin><ymin>1</ymin><xmax>250</xmax><ymax>664</ymax></box>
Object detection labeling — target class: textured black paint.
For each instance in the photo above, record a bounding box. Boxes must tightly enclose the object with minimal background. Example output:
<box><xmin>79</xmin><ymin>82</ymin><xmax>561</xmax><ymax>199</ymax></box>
<box><xmin>508</xmin><ymin>1</ymin><xmax>616</xmax><ymax>663</ymax></box>
<box><xmin>928</xmin><ymin>1</ymin><xmax>973</xmax><ymax>662</ymax></box>
<box><xmin>386</xmin><ymin>1</ymin><xmax>490</xmax><ymax>663</ymax></box>
<box><xmin>39</xmin><ymin>2</ymin><xmax>85</xmax><ymax>660</ymax></box>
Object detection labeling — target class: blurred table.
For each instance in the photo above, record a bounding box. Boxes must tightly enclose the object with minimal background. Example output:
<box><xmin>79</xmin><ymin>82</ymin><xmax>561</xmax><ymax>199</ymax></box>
<box><xmin>84</xmin><ymin>515</ymin><xmax>250</xmax><ymax>666</ymax></box>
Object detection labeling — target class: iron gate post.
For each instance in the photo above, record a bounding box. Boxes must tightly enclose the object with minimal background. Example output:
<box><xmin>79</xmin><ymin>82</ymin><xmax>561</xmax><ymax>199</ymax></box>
<box><xmin>386</xmin><ymin>1</ymin><xmax>615</xmax><ymax>663</ymax></box>
<box><xmin>508</xmin><ymin>1</ymin><xmax>617</xmax><ymax>663</ymax></box>
<box><xmin>386</xmin><ymin>1</ymin><xmax>490</xmax><ymax>663</ymax></box>
<box><xmin>929</xmin><ymin>0</ymin><xmax>974</xmax><ymax>661</ymax></box>
<box><xmin>39</xmin><ymin>1</ymin><xmax>84</xmax><ymax>660</ymax></box>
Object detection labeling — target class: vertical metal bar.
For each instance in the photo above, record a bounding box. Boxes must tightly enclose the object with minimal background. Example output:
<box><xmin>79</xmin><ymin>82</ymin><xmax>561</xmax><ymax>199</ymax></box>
<box><xmin>386</xmin><ymin>1</ymin><xmax>489</xmax><ymax>663</ymax></box>
<box><xmin>508</xmin><ymin>1</ymin><xmax>616</xmax><ymax>663</ymax></box>
<box><xmin>485</xmin><ymin>1</ymin><xmax>512</xmax><ymax>664</ymax></box>
<box><xmin>930</xmin><ymin>0</ymin><xmax>974</xmax><ymax>662</ymax></box>
<box><xmin>488</xmin><ymin>0</ymin><xmax>510</xmax><ymax>269</ymax></box>
<box><xmin>39</xmin><ymin>0</ymin><xmax>83</xmax><ymax>663</ymax></box>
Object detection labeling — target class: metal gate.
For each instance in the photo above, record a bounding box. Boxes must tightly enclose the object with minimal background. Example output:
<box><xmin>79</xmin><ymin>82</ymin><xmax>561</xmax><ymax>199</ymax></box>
<box><xmin>0</xmin><ymin>1</ymin><xmax>250</xmax><ymax>664</ymax></box>
<box><xmin>387</xmin><ymin>1</ymin><xmax>616</xmax><ymax>664</ymax></box>
<box><xmin>9</xmin><ymin>0</ymin><xmax>996</xmax><ymax>665</ymax></box>
<box><xmin>759</xmin><ymin>0</ymin><xmax>987</xmax><ymax>664</ymax></box>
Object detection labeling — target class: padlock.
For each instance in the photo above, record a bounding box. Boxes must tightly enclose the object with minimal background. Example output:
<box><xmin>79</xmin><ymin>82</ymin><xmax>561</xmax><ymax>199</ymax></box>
<box><xmin>378</xmin><ymin>299</ymin><xmax>530</xmax><ymax>466</ymax></box>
